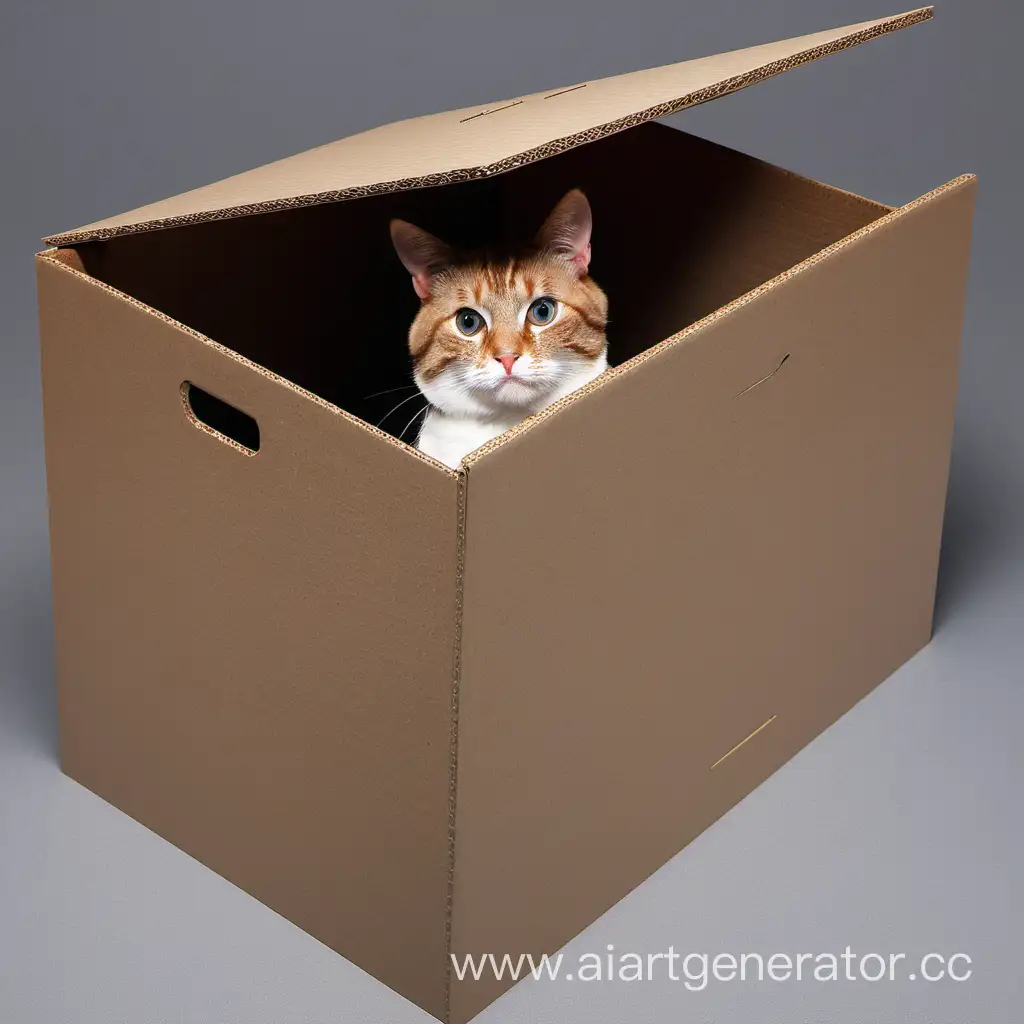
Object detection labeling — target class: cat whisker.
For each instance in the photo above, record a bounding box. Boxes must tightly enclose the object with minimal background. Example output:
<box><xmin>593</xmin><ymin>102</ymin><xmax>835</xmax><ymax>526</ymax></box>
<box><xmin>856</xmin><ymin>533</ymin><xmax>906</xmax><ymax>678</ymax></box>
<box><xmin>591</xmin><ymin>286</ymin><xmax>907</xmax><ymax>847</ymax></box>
<box><xmin>364</xmin><ymin>383</ymin><xmax>418</xmax><ymax>400</ymax></box>
<box><xmin>398</xmin><ymin>403</ymin><xmax>430</xmax><ymax>443</ymax></box>
<box><xmin>377</xmin><ymin>389</ymin><xmax>424</xmax><ymax>428</ymax></box>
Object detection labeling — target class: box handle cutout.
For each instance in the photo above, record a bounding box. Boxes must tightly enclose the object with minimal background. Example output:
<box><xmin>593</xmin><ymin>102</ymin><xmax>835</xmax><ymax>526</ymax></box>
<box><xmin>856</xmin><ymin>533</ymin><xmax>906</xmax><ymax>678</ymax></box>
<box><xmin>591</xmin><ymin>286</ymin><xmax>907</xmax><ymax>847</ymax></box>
<box><xmin>710</xmin><ymin>714</ymin><xmax>777</xmax><ymax>770</ymax></box>
<box><xmin>182</xmin><ymin>382</ymin><xmax>260</xmax><ymax>454</ymax></box>
<box><xmin>735</xmin><ymin>353</ymin><xmax>790</xmax><ymax>398</ymax></box>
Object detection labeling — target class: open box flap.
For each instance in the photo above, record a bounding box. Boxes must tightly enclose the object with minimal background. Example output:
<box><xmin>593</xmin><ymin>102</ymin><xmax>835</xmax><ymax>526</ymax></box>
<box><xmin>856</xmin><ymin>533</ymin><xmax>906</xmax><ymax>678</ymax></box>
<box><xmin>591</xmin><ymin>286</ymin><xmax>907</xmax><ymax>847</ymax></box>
<box><xmin>43</xmin><ymin>7</ymin><xmax>931</xmax><ymax>247</ymax></box>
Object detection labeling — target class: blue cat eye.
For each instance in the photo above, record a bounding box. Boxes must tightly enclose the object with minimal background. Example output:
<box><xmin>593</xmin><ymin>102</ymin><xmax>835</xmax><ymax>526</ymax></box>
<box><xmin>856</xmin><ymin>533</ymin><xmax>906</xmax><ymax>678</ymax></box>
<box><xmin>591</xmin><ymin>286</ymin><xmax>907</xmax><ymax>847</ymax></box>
<box><xmin>526</xmin><ymin>297</ymin><xmax>559</xmax><ymax>326</ymax></box>
<box><xmin>454</xmin><ymin>308</ymin><xmax>485</xmax><ymax>337</ymax></box>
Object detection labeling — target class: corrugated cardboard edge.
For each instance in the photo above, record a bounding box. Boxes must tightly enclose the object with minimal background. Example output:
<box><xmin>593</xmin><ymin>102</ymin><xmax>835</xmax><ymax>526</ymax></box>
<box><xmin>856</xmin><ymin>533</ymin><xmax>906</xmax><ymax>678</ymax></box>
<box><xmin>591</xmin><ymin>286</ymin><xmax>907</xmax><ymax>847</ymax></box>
<box><xmin>42</xmin><ymin>6</ymin><xmax>932</xmax><ymax>247</ymax></box>
<box><xmin>463</xmin><ymin>172</ymin><xmax>978</xmax><ymax>470</ymax></box>
<box><xmin>33</xmin><ymin>248</ymin><xmax>457</xmax><ymax>478</ymax></box>
<box><xmin>444</xmin><ymin>470</ymin><xmax>469</xmax><ymax>1021</ymax></box>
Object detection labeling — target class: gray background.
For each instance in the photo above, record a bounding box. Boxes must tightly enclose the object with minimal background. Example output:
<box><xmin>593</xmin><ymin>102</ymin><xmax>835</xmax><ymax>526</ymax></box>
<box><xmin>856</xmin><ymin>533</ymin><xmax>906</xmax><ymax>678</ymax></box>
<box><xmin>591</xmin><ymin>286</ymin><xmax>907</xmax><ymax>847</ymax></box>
<box><xmin>1</xmin><ymin>1</ymin><xmax>1021</xmax><ymax>1021</ymax></box>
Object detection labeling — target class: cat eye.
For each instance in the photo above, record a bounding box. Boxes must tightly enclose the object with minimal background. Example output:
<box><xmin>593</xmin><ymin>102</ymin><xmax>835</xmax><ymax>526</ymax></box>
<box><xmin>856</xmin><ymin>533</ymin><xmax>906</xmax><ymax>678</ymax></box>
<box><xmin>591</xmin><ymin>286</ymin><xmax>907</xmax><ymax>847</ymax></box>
<box><xmin>454</xmin><ymin>308</ymin><xmax>485</xmax><ymax>338</ymax></box>
<box><xmin>526</xmin><ymin>297</ymin><xmax>560</xmax><ymax>326</ymax></box>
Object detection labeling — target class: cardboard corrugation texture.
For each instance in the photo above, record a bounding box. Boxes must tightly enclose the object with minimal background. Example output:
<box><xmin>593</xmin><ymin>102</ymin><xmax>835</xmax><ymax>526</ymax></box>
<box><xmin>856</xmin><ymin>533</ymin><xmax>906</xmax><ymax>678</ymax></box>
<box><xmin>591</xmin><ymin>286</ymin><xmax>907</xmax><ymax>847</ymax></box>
<box><xmin>448</xmin><ymin>175</ymin><xmax>976</xmax><ymax>1021</ymax></box>
<box><xmin>43</xmin><ymin>7</ymin><xmax>931</xmax><ymax>247</ymax></box>
<box><xmin>444</xmin><ymin>471</ymin><xmax>469</xmax><ymax>1010</ymax></box>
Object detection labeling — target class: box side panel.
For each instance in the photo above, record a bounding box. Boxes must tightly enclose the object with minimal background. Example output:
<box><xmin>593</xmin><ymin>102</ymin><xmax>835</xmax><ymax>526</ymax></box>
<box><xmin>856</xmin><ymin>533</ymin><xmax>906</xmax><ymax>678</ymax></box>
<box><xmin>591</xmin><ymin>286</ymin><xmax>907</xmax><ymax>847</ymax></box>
<box><xmin>449</xmin><ymin>177</ymin><xmax>975</xmax><ymax>1021</ymax></box>
<box><xmin>36</xmin><ymin>259</ymin><xmax>458</xmax><ymax>1018</ymax></box>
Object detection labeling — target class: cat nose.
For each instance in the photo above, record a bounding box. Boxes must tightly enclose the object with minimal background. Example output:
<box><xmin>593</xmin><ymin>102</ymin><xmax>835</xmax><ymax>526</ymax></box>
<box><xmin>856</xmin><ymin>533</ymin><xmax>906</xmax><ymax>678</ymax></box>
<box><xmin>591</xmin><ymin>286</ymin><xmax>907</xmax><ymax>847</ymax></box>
<box><xmin>496</xmin><ymin>354</ymin><xmax>520</xmax><ymax>376</ymax></box>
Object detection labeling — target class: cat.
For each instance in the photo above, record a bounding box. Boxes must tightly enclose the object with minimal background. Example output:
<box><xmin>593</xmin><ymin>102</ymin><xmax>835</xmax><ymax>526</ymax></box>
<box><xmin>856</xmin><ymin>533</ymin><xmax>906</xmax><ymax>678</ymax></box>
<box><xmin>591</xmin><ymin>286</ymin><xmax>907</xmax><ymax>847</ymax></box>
<box><xmin>389</xmin><ymin>189</ymin><xmax>609</xmax><ymax>468</ymax></box>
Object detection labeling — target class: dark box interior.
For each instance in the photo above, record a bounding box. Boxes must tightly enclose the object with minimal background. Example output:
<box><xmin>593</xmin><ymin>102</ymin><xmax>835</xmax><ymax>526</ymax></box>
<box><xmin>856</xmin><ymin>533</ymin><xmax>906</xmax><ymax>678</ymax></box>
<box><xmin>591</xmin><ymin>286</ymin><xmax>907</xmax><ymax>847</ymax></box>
<box><xmin>70</xmin><ymin>122</ymin><xmax>890</xmax><ymax>444</ymax></box>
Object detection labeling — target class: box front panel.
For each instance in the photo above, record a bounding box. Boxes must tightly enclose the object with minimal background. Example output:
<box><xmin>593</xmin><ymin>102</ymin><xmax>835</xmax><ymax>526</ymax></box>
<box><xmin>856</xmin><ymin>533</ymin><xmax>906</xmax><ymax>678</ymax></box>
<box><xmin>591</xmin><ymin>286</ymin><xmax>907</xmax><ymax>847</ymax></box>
<box><xmin>450</xmin><ymin>176</ymin><xmax>975</xmax><ymax>1021</ymax></box>
<box><xmin>37</xmin><ymin>258</ymin><xmax>458</xmax><ymax>1018</ymax></box>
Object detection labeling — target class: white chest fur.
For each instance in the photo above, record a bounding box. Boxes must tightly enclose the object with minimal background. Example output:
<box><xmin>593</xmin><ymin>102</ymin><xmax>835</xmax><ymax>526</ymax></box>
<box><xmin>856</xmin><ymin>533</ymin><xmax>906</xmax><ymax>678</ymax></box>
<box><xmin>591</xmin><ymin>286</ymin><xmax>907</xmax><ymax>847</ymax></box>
<box><xmin>416</xmin><ymin>357</ymin><xmax>607</xmax><ymax>469</ymax></box>
<box><xmin>416</xmin><ymin>410</ymin><xmax>521</xmax><ymax>468</ymax></box>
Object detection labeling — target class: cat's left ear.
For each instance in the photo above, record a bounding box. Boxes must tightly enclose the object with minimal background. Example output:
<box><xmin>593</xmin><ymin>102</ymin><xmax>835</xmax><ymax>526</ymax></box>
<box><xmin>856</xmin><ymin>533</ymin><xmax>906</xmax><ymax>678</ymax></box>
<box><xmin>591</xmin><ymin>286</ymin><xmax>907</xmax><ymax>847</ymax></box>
<box><xmin>390</xmin><ymin>219</ymin><xmax>454</xmax><ymax>300</ymax></box>
<box><xmin>535</xmin><ymin>189</ymin><xmax>592</xmax><ymax>276</ymax></box>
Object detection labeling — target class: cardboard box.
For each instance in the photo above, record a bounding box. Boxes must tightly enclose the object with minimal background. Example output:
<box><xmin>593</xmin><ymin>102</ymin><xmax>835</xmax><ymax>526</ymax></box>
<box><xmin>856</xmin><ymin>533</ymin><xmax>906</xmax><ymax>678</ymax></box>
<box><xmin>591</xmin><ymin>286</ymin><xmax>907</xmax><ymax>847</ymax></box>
<box><xmin>36</xmin><ymin>7</ymin><xmax>975</xmax><ymax>1021</ymax></box>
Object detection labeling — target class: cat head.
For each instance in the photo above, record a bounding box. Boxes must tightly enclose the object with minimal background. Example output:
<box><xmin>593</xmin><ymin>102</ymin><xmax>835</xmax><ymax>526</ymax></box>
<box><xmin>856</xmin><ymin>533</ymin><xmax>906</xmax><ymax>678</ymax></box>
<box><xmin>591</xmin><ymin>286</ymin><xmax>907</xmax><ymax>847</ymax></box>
<box><xmin>390</xmin><ymin>189</ymin><xmax>608</xmax><ymax>418</ymax></box>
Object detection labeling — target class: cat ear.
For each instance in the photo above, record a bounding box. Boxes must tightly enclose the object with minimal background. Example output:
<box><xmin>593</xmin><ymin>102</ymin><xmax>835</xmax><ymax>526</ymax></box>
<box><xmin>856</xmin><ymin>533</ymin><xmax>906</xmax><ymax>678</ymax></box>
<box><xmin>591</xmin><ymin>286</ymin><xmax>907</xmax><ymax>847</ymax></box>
<box><xmin>535</xmin><ymin>189</ymin><xmax>592</xmax><ymax>276</ymax></box>
<box><xmin>390</xmin><ymin>219</ymin><xmax>453</xmax><ymax>300</ymax></box>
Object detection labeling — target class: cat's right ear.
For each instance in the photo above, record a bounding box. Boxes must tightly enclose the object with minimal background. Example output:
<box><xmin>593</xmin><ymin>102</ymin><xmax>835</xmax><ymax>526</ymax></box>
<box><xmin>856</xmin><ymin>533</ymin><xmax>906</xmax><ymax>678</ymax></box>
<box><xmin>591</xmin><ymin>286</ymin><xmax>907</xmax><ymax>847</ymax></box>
<box><xmin>390</xmin><ymin>220</ymin><xmax>453</xmax><ymax>300</ymax></box>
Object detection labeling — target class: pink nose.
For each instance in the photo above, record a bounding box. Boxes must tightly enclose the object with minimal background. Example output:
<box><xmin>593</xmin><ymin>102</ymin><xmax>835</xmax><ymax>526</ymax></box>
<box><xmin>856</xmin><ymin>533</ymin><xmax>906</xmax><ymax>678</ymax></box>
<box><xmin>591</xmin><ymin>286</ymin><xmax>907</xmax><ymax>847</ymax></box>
<box><xmin>497</xmin><ymin>354</ymin><xmax>520</xmax><ymax>376</ymax></box>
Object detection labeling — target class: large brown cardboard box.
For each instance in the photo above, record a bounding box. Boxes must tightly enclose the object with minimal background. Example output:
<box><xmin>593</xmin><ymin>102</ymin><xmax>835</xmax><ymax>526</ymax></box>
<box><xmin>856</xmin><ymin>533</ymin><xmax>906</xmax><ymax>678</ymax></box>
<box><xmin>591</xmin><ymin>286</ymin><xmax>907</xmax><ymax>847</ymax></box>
<box><xmin>36</xmin><ymin>7</ymin><xmax>975</xmax><ymax>1021</ymax></box>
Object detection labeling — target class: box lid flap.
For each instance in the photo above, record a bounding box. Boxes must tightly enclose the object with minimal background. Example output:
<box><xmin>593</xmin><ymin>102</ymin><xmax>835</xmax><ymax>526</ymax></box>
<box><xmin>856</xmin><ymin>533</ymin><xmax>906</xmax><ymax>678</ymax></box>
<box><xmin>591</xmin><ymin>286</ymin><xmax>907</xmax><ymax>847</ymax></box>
<box><xmin>44</xmin><ymin>7</ymin><xmax>931</xmax><ymax>246</ymax></box>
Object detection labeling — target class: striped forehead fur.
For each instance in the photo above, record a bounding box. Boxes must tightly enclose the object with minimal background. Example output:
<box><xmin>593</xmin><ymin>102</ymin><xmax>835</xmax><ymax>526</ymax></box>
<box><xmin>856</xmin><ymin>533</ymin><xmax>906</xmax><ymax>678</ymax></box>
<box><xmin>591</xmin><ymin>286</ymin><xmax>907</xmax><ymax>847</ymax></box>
<box><xmin>411</xmin><ymin>251</ymin><xmax>607</xmax><ymax>382</ymax></box>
